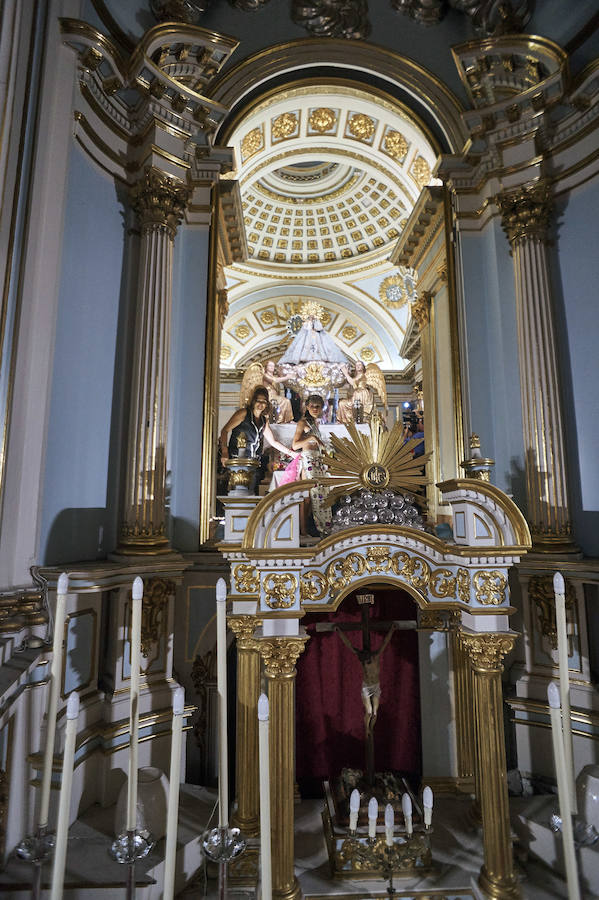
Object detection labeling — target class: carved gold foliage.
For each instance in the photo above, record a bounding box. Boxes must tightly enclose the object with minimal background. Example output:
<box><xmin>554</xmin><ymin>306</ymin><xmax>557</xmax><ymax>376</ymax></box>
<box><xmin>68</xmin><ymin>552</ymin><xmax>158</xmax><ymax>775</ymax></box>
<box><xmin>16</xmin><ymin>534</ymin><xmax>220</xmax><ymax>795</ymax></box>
<box><xmin>139</xmin><ymin>577</ymin><xmax>175</xmax><ymax>657</ymax></box>
<box><xmin>233</xmin><ymin>564</ymin><xmax>260</xmax><ymax>594</ymax></box>
<box><xmin>241</xmin><ymin>127</ymin><xmax>264</xmax><ymax>162</ymax></box>
<box><xmin>457</xmin><ymin>568</ymin><xmax>471</xmax><ymax>603</ymax></box>
<box><xmin>309</xmin><ymin>107</ymin><xmax>337</xmax><ymax>133</ymax></box>
<box><xmin>528</xmin><ymin>574</ymin><xmax>576</xmax><ymax>651</ymax></box>
<box><xmin>430</xmin><ymin>568</ymin><xmax>456</xmax><ymax>598</ymax></box>
<box><xmin>228</xmin><ymin>614</ymin><xmax>260</xmax><ymax>649</ymax></box>
<box><xmin>347</xmin><ymin>113</ymin><xmax>375</xmax><ymax>141</ymax></box>
<box><xmin>461</xmin><ymin>632</ymin><xmax>517</xmax><ymax>672</ymax></box>
<box><xmin>383</xmin><ymin>129</ymin><xmax>408</xmax><ymax>161</ymax></box>
<box><xmin>473</xmin><ymin>570</ymin><xmax>507</xmax><ymax>606</ymax></box>
<box><xmin>130</xmin><ymin>168</ymin><xmax>189</xmax><ymax>236</ymax></box>
<box><xmin>272</xmin><ymin>112</ymin><xmax>298</xmax><ymax>140</ymax></box>
<box><xmin>324</xmin><ymin>546</ymin><xmax>461</xmax><ymax>601</ymax></box>
<box><xmin>419</xmin><ymin>609</ymin><xmax>446</xmax><ymax>630</ymax></box>
<box><xmin>228</xmin><ymin>469</ymin><xmax>252</xmax><ymax>490</ymax></box>
<box><xmin>263</xmin><ymin>572</ymin><xmax>298</xmax><ymax>609</ymax></box>
<box><xmin>410</xmin><ymin>291</ymin><xmax>432</xmax><ymax>329</ymax></box>
<box><xmin>259</xmin><ymin>636</ymin><xmax>308</xmax><ymax>676</ymax></box>
<box><xmin>410</xmin><ymin>155</ymin><xmax>431</xmax><ymax>189</ymax></box>
<box><xmin>300</xmin><ymin>571</ymin><xmax>328</xmax><ymax>603</ymax></box>
<box><xmin>496</xmin><ymin>180</ymin><xmax>552</xmax><ymax>245</ymax></box>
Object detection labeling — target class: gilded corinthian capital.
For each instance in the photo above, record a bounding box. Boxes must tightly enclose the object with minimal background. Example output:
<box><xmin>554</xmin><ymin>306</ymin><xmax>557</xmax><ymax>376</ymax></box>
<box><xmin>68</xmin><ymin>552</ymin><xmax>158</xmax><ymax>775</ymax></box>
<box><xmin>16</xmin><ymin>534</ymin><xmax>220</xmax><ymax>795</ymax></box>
<box><xmin>228</xmin><ymin>614</ymin><xmax>261</xmax><ymax>649</ymax></box>
<box><xmin>130</xmin><ymin>168</ymin><xmax>190</xmax><ymax>236</ymax></box>
<box><xmin>460</xmin><ymin>632</ymin><xmax>517</xmax><ymax>672</ymax></box>
<box><xmin>410</xmin><ymin>290</ymin><xmax>432</xmax><ymax>329</ymax></box>
<box><xmin>495</xmin><ymin>180</ymin><xmax>553</xmax><ymax>245</ymax></box>
<box><xmin>259</xmin><ymin>636</ymin><xmax>308</xmax><ymax>676</ymax></box>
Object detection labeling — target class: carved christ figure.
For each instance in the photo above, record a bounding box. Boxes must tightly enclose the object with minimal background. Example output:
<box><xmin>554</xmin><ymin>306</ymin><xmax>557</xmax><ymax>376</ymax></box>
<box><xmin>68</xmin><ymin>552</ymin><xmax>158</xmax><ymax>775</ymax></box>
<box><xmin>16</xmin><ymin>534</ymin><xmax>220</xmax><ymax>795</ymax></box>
<box><xmin>334</xmin><ymin>623</ymin><xmax>397</xmax><ymax>736</ymax></box>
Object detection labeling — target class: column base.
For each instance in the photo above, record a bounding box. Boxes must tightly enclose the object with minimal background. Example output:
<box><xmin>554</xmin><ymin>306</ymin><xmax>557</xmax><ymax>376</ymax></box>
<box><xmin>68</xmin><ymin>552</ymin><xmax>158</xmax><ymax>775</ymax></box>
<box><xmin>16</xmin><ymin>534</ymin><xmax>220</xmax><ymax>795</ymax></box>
<box><xmin>478</xmin><ymin>865</ymin><xmax>521</xmax><ymax>899</ymax></box>
<box><xmin>113</xmin><ymin>535</ymin><xmax>173</xmax><ymax>556</ymax></box>
<box><xmin>273</xmin><ymin>876</ymin><xmax>302</xmax><ymax>900</ymax></box>
<box><xmin>530</xmin><ymin>533</ymin><xmax>582</xmax><ymax>557</ymax></box>
<box><xmin>231</xmin><ymin>810</ymin><xmax>260</xmax><ymax>838</ymax></box>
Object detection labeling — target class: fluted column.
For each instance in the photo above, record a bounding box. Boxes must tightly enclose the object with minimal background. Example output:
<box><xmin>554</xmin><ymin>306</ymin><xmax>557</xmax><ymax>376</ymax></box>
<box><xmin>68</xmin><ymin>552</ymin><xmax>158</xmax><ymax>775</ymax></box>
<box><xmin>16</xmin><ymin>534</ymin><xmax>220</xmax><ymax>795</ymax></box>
<box><xmin>461</xmin><ymin>632</ymin><xmax>520</xmax><ymax>900</ymax></box>
<box><xmin>117</xmin><ymin>168</ymin><xmax>189</xmax><ymax>555</ymax></box>
<box><xmin>496</xmin><ymin>181</ymin><xmax>576</xmax><ymax>553</ymax></box>
<box><xmin>259</xmin><ymin>636</ymin><xmax>308</xmax><ymax>900</ymax></box>
<box><xmin>229</xmin><ymin>615</ymin><xmax>261</xmax><ymax>836</ymax></box>
<box><xmin>451</xmin><ymin>624</ymin><xmax>476</xmax><ymax>790</ymax></box>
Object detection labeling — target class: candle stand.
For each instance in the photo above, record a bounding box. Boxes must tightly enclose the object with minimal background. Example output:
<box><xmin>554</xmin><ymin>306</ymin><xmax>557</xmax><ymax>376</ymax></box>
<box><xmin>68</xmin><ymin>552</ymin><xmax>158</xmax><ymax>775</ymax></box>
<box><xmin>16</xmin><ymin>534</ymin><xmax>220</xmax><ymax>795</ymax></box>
<box><xmin>202</xmin><ymin>825</ymin><xmax>246</xmax><ymax>900</ymax></box>
<box><xmin>109</xmin><ymin>828</ymin><xmax>155</xmax><ymax>900</ymax></box>
<box><xmin>322</xmin><ymin>780</ymin><xmax>433</xmax><ymax>880</ymax></box>
<box><xmin>15</xmin><ymin>827</ymin><xmax>55</xmax><ymax>900</ymax></box>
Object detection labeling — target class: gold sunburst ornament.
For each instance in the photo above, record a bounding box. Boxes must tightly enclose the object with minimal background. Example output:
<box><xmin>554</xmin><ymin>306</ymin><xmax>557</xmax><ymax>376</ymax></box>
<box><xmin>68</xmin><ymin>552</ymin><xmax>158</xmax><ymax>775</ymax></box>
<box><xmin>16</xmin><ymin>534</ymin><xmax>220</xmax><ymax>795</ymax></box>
<box><xmin>320</xmin><ymin>416</ymin><xmax>430</xmax><ymax>507</ymax></box>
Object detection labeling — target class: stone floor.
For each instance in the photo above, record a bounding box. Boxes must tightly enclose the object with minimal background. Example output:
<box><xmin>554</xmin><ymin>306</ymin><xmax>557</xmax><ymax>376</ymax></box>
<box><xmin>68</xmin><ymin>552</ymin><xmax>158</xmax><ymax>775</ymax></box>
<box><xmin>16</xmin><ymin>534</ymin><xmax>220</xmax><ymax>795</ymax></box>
<box><xmin>0</xmin><ymin>789</ymin><xmax>591</xmax><ymax>897</ymax></box>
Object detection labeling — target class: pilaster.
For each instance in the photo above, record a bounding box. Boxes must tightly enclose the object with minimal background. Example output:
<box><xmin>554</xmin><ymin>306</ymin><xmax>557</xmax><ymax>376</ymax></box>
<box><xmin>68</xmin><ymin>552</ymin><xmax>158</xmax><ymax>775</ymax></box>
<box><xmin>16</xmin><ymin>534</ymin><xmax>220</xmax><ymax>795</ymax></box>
<box><xmin>229</xmin><ymin>614</ymin><xmax>261</xmax><ymax>836</ymax></box>
<box><xmin>259</xmin><ymin>635</ymin><xmax>308</xmax><ymax>900</ymax></box>
<box><xmin>461</xmin><ymin>632</ymin><xmax>520</xmax><ymax>900</ymax></box>
<box><xmin>117</xmin><ymin>168</ymin><xmax>190</xmax><ymax>555</ymax></box>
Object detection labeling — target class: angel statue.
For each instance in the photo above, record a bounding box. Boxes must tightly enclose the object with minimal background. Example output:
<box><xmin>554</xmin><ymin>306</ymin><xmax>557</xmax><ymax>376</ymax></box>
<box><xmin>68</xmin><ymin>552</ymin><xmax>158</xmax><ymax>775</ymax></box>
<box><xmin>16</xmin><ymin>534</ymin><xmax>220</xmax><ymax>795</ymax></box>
<box><xmin>337</xmin><ymin>360</ymin><xmax>388</xmax><ymax>424</ymax></box>
<box><xmin>239</xmin><ymin>361</ymin><xmax>293</xmax><ymax>424</ymax></box>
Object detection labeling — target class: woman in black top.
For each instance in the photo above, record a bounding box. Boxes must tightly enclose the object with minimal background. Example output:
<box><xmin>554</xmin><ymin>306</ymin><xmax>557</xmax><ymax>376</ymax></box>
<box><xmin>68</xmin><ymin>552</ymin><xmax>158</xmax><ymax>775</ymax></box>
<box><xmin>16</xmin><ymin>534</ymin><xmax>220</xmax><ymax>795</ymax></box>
<box><xmin>220</xmin><ymin>387</ymin><xmax>295</xmax><ymax>461</ymax></box>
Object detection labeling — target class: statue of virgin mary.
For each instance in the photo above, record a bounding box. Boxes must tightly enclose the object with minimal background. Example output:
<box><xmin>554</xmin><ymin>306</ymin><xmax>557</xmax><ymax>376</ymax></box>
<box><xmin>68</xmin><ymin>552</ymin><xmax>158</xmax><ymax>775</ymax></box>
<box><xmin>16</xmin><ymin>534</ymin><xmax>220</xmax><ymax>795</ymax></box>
<box><xmin>279</xmin><ymin>304</ymin><xmax>349</xmax><ymax>366</ymax></box>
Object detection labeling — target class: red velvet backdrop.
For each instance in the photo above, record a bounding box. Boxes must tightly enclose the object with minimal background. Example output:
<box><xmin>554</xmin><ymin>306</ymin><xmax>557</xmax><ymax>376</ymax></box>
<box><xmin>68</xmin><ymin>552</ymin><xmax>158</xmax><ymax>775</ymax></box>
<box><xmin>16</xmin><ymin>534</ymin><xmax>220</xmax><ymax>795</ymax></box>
<box><xmin>296</xmin><ymin>588</ymin><xmax>421</xmax><ymax>785</ymax></box>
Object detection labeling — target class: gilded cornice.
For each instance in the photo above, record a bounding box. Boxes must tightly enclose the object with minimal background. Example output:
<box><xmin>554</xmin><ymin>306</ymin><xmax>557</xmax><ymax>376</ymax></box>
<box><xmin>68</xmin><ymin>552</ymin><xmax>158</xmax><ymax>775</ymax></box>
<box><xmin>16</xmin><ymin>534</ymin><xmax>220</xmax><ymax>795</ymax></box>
<box><xmin>390</xmin><ymin>186</ymin><xmax>445</xmax><ymax>269</ymax></box>
<box><xmin>216</xmin><ymin>180</ymin><xmax>248</xmax><ymax>264</ymax></box>
<box><xmin>60</xmin><ymin>19</ymin><xmax>238</xmax><ymax>182</ymax></box>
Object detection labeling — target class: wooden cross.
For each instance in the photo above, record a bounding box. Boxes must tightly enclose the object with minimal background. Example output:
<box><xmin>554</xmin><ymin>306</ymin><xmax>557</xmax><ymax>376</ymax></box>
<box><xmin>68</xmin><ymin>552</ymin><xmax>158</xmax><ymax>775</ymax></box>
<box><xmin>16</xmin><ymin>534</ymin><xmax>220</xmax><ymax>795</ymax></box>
<box><xmin>316</xmin><ymin>595</ymin><xmax>417</xmax><ymax>785</ymax></box>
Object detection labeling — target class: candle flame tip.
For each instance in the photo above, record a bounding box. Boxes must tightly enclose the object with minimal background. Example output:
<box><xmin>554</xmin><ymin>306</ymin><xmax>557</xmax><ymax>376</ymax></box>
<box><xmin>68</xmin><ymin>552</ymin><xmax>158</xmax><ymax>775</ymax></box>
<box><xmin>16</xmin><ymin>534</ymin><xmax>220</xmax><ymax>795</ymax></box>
<box><xmin>216</xmin><ymin>578</ymin><xmax>227</xmax><ymax>602</ymax></box>
<box><xmin>548</xmin><ymin>681</ymin><xmax>561</xmax><ymax>708</ymax></box>
<box><xmin>423</xmin><ymin>785</ymin><xmax>434</xmax><ymax>808</ymax></box>
<box><xmin>173</xmin><ymin>686</ymin><xmax>185</xmax><ymax>715</ymax></box>
<box><xmin>132</xmin><ymin>576</ymin><xmax>144</xmax><ymax>600</ymax></box>
<box><xmin>66</xmin><ymin>692</ymin><xmax>80</xmax><ymax>719</ymax></box>
<box><xmin>57</xmin><ymin>572</ymin><xmax>69</xmax><ymax>594</ymax></box>
<box><xmin>553</xmin><ymin>571</ymin><xmax>565</xmax><ymax>594</ymax></box>
<box><xmin>258</xmin><ymin>693</ymin><xmax>269</xmax><ymax>720</ymax></box>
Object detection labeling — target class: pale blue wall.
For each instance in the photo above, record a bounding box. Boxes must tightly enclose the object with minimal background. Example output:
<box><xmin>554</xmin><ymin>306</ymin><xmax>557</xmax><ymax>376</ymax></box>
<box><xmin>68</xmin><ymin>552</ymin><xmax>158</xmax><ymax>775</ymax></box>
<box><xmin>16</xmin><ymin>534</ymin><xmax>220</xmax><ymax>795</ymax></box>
<box><xmin>554</xmin><ymin>179</ymin><xmax>599</xmax><ymax>556</ymax></box>
<box><xmin>460</xmin><ymin>221</ymin><xmax>526</xmax><ymax>509</ymax></box>
<box><xmin>168</xmin><ymin>226</ymin><xmax>209</xmax><ymax>551</ymax></box>
<box><xmin>39</xmin><ymin>145</ymin><xmax>128</xmax><ymax>564</ymax></box>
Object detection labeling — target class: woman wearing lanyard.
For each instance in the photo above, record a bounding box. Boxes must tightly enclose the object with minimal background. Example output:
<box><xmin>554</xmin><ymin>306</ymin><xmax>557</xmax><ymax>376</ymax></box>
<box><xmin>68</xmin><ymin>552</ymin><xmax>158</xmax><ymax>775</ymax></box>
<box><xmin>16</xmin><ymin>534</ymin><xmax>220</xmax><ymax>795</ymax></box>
<box><xmin>220</xmin><ymin>387</ymin><xmax>297</xmax><ymax>488</ymax></box>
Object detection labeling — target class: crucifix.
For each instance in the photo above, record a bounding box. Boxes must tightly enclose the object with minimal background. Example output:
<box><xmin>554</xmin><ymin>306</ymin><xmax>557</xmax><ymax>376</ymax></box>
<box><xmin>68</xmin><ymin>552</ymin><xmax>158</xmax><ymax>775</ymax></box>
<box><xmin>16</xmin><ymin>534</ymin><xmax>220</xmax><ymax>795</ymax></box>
<box><xmin>316</xmin><ymin>594</ymin><xmax>417</xmax><ymax>786</ymax></box>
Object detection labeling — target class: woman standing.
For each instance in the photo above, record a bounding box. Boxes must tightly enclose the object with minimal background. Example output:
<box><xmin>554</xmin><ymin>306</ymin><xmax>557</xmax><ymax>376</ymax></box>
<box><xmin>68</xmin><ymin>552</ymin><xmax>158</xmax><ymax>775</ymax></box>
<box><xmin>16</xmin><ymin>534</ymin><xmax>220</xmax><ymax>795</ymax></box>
<box><xmin>291</xmin><ymin>394</ymin><xmax>332</xmax><ymax>535</ymax></box>
<box><xmin>337</xmin><ymin>360</ymin><xmax>374</xmax><ymax>423</ymax></box>
<box><xmin>220</xmin><ymin>388</ymin><xmax>296</xmax><ymax>489</ymax></box>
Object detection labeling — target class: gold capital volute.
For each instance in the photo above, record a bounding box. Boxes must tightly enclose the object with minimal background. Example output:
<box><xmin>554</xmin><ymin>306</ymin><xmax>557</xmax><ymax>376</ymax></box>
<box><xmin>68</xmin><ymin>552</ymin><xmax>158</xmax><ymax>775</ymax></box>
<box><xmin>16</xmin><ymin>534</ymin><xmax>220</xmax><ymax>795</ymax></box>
<box><xmin>130</xmin><ymin>167</ymin><xmax>190</xmax><ymax>237</ymax></box>
<box><xmin>495</xmin><ymin>180</ymin><xmax>553</xmax><ymax>246</ymax></box>
<box><xmin>460</xmin><ymin>632</ymin><xmax>518</xmax><ymax>673</ymax></box>
<box><xmin>259</xmin><ymin>636</ymin><xmax>308</xmax><ymax>677</ymax></box>
<box><xmin>228</xmin><ymin>614</ymin><xmax>261</xmax><ymax>650</ymax></box>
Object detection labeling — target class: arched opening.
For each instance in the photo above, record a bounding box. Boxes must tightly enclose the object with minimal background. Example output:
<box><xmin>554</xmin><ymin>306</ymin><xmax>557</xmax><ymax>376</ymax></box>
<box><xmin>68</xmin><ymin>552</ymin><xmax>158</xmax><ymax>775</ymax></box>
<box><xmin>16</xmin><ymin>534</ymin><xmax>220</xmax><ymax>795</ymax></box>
<box><xmin>296</xmin><ymin>584</ymin><xmax>421</xmax><ymax>799</ymax></box>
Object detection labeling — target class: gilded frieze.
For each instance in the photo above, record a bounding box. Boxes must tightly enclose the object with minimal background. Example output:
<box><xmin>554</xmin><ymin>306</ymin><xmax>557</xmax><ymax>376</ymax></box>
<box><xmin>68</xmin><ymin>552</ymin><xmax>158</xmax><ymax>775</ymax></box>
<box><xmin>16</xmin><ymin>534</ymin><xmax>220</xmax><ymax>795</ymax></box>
<box><xmin>473</xmin><ymin>570</ymin><xmax>507</xmax><ymax>606</ymax></box>
<box><xmin>233</xmin><ymin>563</ymin><xmax>260</xmax><ymax>594</ymax></box>
<box><xmin>528</xmin><ymin>574</ymin><xmax>576</xmax><ymax>652</ymax></box>
<box><xmin>263</xmin><ymin>572</ymin><xmax>298</xmax><ymax>609</ymax></box>
<box><xmin>139</xmin><ymin>577</ymin><xmax>175</xmax><ymax>657</ymax></box>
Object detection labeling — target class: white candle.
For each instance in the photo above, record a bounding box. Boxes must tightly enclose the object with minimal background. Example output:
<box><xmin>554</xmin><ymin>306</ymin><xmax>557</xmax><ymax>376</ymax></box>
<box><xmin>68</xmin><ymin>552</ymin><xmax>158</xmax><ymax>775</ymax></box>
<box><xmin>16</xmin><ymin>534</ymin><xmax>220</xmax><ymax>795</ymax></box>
<box><xmin>349</xmin><ymin>789</ymin><xmax>360</xmax><ymax>832</ymax></box>
<box><xmin>126</xmin><ymin>576</ymin><xmax>143</xmax><ymax>833</ymax></box>
<box><xmin>216</xmin><ymin>578</ymin><xmax>228</xmax><ymax>828</ymax></box>
<box><xmin>163</xmin><ymin>687</ymin><xmax>185</xmax><ymax>900</ymax></box>
<box><xmin>384</xmin><ymin>803</ymin><xmax>394</xmax><ymax>847</ymax></box>
<box><xmin>367</xmin><ymin>797</ymin><xmax>378</xmax><ymax>839</ymax></box>
<box><xmin>423</xmin><ymin>785</ymin><xmax>433</xmax><ymax>827</ymax></box>
<box><xmin>39</xmin><ymin>572</ymin><xmax>69</xmax><ymax>829</ymax></box>
<box><xmin>548</xmin><ymin>682</ymin><xmax>581</xmax><ymax>900</ymax></box>
<box><xmin>50</xmin><ymin>692</ymin><xmax>79</xmax><ymax>900</ymax></box>
<box><xmin>554</xmin><ymin>572</ymin><xmax>577</xmax><ymax>813</ymax></box>
<box><xmin>258</xmin><ymin>693</ymin><xmax>272</xmax><ymax>900</ymax></box>
<box><xmin>402</xmin><ymin>792</ymin><xmax>413</xmax><ymax>835</ymax></box>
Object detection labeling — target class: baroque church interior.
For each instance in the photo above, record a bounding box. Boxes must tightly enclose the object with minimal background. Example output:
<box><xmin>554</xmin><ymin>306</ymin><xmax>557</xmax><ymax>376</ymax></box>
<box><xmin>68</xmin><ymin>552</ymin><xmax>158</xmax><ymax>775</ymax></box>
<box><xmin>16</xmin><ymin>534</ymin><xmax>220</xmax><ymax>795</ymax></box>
<box><xmin>1</xmin><ymin>0</ymin><xmax>599</xmax><ymax>897</ymax></box>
